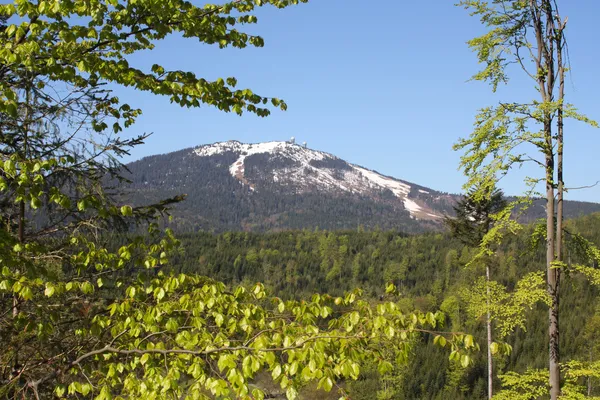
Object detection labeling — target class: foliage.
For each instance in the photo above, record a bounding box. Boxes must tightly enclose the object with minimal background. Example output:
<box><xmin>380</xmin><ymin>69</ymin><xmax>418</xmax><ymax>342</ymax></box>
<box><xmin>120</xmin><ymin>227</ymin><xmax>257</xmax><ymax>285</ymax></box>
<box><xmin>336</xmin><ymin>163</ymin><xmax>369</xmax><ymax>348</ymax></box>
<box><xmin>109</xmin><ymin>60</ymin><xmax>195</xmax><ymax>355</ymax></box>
<box><xmin>51</xmin><ymin>278</ymin><xmax>453</xmax><ymax>399</ymax></box>
<box><xmin>2</xmin><ymin>0</ymin><xmax>600</xmax><ymax>398</ymax></box>
<box><xmin>454</xmin><ymin>102</ymin><xmax>596</xmax><ymax>197</ymax></box>
<box><xmin>460</xmin><ymin>273</ymin><xmax>549</xmax><ymax>339</ymax></box>
<box><xmin>166</xmin><ymin>218</ymin><xmax>600</xmax><ymax>399</ymax></box>
<box><xmin>493</xmin><ymin>369</ymin><xmax>549</xmax><ymax>400</ymax></box>
<box><xmin>493</xmin><ymin>362</ymin><xmax>600</xmax><ymax>400</ymax></box>
<box><xmin>445</xmin><ymin>187</ymin><xmax>506</xmax><ymax>248</ymax></box>
<box><xmin>0</xmin><ymin>0</ymin><xmax>304</xmax><ymax>120</ymax></box>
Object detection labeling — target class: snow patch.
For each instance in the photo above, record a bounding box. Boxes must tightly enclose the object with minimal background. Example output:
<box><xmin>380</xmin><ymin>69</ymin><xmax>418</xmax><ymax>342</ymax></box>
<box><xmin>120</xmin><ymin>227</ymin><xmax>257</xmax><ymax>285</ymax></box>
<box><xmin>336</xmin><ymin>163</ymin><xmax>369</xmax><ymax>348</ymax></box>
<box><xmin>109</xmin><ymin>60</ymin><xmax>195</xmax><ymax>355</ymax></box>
<box><xmin>351</xmin><ymin>166</ymin><xmax>411</xmax><ymax>197</ymax></box>
<box><xmin>403</xmin><ymin>198</ymin><xmax>423</xmax><ymax>213</ymax></box>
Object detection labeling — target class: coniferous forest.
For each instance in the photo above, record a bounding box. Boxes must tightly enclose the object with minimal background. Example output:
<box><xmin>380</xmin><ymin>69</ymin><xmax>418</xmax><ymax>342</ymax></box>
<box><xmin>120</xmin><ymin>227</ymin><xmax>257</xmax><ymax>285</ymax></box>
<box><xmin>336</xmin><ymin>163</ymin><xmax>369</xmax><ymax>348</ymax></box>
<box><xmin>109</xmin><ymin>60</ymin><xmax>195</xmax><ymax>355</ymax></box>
<box><xmin>163</xmin><ymin>213</ymin><xmax>600</xmax><ymax>399</ymax></box>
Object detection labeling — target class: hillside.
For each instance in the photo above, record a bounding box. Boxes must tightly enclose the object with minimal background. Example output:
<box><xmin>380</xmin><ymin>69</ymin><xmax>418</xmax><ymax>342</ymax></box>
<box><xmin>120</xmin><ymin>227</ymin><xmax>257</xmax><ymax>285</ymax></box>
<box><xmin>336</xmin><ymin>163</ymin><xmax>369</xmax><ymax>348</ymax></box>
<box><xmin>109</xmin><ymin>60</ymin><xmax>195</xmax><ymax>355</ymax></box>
<box><xmin>121</xmin><ymin>140</ymin><xmax>600</xmax><ymax>232</ymax></box>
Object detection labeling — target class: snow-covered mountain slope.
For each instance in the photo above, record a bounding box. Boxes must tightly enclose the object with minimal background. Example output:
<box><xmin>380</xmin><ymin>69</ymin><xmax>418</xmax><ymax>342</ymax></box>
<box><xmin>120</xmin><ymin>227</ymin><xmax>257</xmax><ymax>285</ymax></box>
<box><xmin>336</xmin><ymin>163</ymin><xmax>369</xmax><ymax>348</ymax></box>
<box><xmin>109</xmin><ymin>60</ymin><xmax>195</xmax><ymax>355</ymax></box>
<box><xmin>194</xmin><ymin>140</ymin><xmax>441</xmax><ymax>220</ymax></box>
<box><xmin>122</xmin><ymin>140</ymin><xmax>600</xmax><ymax>233</ymax></box>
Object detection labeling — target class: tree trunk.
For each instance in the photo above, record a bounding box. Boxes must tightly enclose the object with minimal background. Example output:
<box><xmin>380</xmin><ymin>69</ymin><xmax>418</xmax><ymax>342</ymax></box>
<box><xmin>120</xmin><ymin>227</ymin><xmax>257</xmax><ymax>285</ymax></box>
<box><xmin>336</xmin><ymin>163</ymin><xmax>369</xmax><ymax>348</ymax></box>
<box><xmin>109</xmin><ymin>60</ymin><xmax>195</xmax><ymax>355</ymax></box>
<box><xmin>531</xmin><ymin>2</ymin><xmax>560</xmax><ymax>397</ymax></box>
<box><xmin>549</xmin><ymin>6</ymin><xmax>567</xmax><ymax>399</ymax></box>
<box><xmin>546</xmin><ymin>115</ymin><xmax>560</xmax><ymax>400</ymax></box>
<box><xmin>486</xmin><ymin>263</ymin><xmax>493</xmax><ymax>400</ymax></box>
<box><xmin>556</xmin><ymin>17</ymin><xmax>565</xmax><ymax>279</ymax></box>
<box><xmin>589</xmin><ymin>348</ymin><xmax>593</xmax><ymax>397</ymax></box>
<box><xmin>546</xmin><ymin>118</ymin><xmax>560</xmax><ymax>400</ymax></box>
<box><xmin>546</xmin><ymin>132</ymin><xmax>559</xmax><ymax>399</ymax></box>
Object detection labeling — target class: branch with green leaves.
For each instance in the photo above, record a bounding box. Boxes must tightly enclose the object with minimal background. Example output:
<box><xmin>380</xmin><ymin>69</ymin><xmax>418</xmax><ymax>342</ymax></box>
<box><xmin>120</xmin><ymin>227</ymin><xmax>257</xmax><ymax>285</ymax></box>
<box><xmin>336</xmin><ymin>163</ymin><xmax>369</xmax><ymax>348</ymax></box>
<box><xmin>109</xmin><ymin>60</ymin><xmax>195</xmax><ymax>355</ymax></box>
<box><xmin>0</xmin><ymin>0</ymin><xmax>308</xmax><ymax>121</ymax></box>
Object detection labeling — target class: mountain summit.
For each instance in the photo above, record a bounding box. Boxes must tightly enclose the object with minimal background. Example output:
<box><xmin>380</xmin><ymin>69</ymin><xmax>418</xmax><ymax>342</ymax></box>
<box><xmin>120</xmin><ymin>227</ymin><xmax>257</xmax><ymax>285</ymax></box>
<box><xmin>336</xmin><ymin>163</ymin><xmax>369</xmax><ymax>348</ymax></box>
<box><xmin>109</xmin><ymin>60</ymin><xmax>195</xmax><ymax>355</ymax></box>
<box><xmin>122</xmin><ymin>140</ymin><xmax>600</xmax><ymax>232</ymax></box>
<box><xmin>193</xmin><ymin>140</ymin><xmax>441</xmax><ymax>220</ymax></box>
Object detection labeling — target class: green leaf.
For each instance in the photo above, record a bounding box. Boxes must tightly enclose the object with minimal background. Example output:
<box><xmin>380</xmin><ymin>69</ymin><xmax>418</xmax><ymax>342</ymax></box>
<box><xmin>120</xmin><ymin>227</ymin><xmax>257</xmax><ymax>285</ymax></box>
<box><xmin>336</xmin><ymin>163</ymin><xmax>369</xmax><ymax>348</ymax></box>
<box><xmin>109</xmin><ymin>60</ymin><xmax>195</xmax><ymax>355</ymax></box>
<box><xmin>30</xmin><ymin>197</ymin><xmax>42</xmax><ymax>209</ymax></box>
<box><xmin>80</xmin><ymin>383</ymin><xmax>91</xmax><ymax>396</ymax></box>
<box><xmin>59</xmin><ymin>196</ymin><xmax>71</xmax><ymax>209</ymax></box>
<box><xmin>490</xmin><ymin>342</ymin><xmax>499</xmax><ymax>355</ymax></box>
<box><xmin>385</xmin><ymin>283</ymin><xmax>396</xmax><ymax>294</ymax></box>
<box><xmin>55</xmin><ymin>386</ymin><xmax>66</xmax><ymax>397</ymax></box>
<box><xmin>272</xmin><ymin>364</ymin><xmax>282</xmax><ymax>380</ymax></box>
<box><xmin>77</xmin><ymin>199</ymin><xmax>88</xmax><ymax>211</ymax></box>
<box><xmin>320</xmin><ymin>377</ymin><xmax>333</xmax><ymax>392</ymax></box>
<box><xmin>461</xmin><ymin>354</ymin><xmax>470</xmax><ymax>368</ymax></box>
<box><xmin>434</xmin><ymin>335</ymin><xmax>447</xmax><ymax>347</ymax></box>
<box><xmin>44</xmin><ymin>283</ymin><xmax>55</xmax><ymax>297</ymax></box>
<box><xmin>464</xmin><ymin>334</ymin><xmax>474</xmax><ymax>349</ymax></box>
<box><xmin>81</xmin><ymin>281</ymin><xmax>94</xmax><ymax>294</ymax></box>
<box><xmin>6</xmin><ymin>103</ymin><xmax>17</xmax><ymax>118</ymax></box>
<box><xmin>21</xmin><ymin>286</ymin><xmax>33</xmax><ymax>300</ymax></box>
<box><xmin>286</xmin><ymin>386</ymin><xmax>298</xmax><ymax>400</ymax></box>
<box><xmin>126</xmin><ymin>286</ymin><xmax>136</xmax><ymax>298</ymax></box>
<box><xmin>289</xmin><ymin>361</ymin><xmax>298</xmax><ymax>376</ymax></box>
<box><xmin>120</xmin><ymin>205</ymin><xmax>133</xmax><ymax>216</ymax></box>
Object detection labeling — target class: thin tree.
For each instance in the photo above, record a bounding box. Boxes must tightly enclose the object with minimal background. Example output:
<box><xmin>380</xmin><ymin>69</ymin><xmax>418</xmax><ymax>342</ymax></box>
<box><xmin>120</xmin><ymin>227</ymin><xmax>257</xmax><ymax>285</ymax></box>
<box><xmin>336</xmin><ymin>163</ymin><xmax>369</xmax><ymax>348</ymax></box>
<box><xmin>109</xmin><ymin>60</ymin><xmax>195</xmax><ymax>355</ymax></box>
<box><xmin>456</xmin><ymin>1</ymin><xmax>597</xmax><ymax>398</ymax></box>
<box><xmin>445</xmin><ymin>187</ymin><xmax>506</xmax><ymax>399</ymax></box>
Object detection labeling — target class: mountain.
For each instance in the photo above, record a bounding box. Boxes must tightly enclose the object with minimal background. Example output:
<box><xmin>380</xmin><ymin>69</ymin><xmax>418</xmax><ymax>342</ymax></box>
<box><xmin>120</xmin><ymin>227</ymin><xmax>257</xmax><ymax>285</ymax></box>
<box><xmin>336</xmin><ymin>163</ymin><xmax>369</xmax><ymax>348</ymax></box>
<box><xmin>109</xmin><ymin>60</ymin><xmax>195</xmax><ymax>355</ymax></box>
<box><xmin>121</xmin><ymin>140</ymin><xmax>600</xmax><ymax>232</ymax></box>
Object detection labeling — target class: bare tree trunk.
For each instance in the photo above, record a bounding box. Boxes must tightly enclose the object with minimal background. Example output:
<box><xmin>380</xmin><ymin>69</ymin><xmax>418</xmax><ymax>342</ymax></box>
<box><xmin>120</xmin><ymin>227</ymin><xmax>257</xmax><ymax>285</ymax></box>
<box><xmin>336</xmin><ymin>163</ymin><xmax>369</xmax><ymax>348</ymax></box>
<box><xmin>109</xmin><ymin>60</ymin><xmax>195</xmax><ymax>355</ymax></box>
<box><xmin>486</xmin><ymin>263</ymin><xmax>493</xmax><ymax>400</ymax></box>
<box><xmin>546</xmin><ymin>120</ymin><xmax>560</xmax><ymax>400</ymax></box>
<box><xmin>548</xmin><ymin>5</ymin><xmax>567</xmax><ymax>399</ymax></box>
<box><xmin>550</xmin><ymin>11</ymin><xmax>567</xmax><ymax>399</ymax></box>
<box><xmin>548</xmin><ymin>216</ymin><xmax>560</xmax><ymax>400</ymax></box>
<box><xmin>554</xmin><ymin>4</ymin><xmax>566</xmax><ymax>282</ymax></box>
<box><xmin>12</xmin><ymin>200</ymin><xmax>23</xmax><ymax>318</ymax></box>
<box><xmin>589</xmin><ymin>348</ymin><xmax>593</xmax><ymax>397</ymax></box>
<box><xmin>532</xmin><ymin>1</ymin><xmax>560</xmax><ymax>397</ymax></box>
<box><xmin>546</xmin><ymin>113</ymin><xmax>560</xmax><ymax>400</ymax></box>
<box><xmin>546</xmin><ymin>111</ymin><xmax>560</xmax><ymax>400</ymax></box>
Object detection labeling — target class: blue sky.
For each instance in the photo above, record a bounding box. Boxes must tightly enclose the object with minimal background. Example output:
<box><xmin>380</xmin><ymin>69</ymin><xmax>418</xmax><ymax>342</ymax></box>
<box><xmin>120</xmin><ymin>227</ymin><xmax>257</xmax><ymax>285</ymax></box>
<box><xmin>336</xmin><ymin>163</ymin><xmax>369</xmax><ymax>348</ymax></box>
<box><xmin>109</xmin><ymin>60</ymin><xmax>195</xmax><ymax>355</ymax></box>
<box><xmin>117</xmin><ymin>1</ymin><xmax>600</xmax><ymax>202</ymax></box>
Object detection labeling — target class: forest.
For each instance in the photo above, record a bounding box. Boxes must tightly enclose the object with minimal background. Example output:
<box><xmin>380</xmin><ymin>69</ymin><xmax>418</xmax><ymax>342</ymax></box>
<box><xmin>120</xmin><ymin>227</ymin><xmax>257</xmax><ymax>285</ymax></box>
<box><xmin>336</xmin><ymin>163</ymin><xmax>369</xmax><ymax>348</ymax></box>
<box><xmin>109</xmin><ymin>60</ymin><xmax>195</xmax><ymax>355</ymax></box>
<box><xmin>1</xmin><ymin>0</ymin><xmax>600</xmax><ymax>399</ymax></box>
<box><xmin>166</xmin><ymin>213</ymin><xmax>600</xmax><ymax>399</ymax></box>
